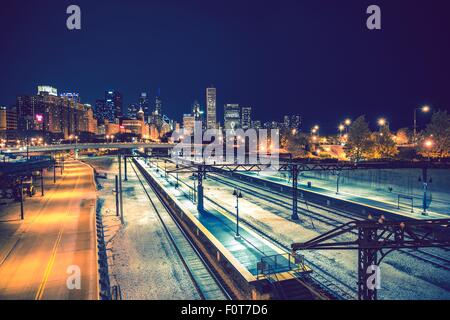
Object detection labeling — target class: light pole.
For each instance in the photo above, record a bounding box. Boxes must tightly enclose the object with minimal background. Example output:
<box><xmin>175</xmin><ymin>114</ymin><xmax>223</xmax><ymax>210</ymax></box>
<box><xmin>377</xmin><ymin>118</ymin><xmax>389</xmax><ymax>133</ymax></box>
<box><xmin>413</xmin><ymin>105</ymin><xmax>430</xmax><ymax>143</ymax></box>
<box><xmin>232</xmin><ymin>188</ymin><xmax>243</xmax><ymax>239</ymax></box>
<box><xmin>338</xmin><ymin>124</ymin><xmax>345</xmax><ymax>140</ymax></box>
<box><xmin>343</xmin><ymin>118</ymin><xmax>352</xmax><ymax>135</ymax></box>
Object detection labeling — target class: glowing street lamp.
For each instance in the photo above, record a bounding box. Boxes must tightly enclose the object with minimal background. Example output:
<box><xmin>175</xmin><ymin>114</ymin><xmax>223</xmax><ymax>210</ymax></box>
<box><xmin>414</xmin><ymin>105</ymin><xmax>431</xmax><ymax>142</ymax></box>
<box><xmin>424</xmin><ymin>139</ymin><xmax>434</xmax><ymax>149</ymax></box>
<box><xmin>377</xmin><ymin>118</ymin><xmax>387</xmax><ymax>127</ymax></box>
<box><xmin>344</xmin><ymin>119</ymin><xmax>352</xmax><ymax>126</ymax></box>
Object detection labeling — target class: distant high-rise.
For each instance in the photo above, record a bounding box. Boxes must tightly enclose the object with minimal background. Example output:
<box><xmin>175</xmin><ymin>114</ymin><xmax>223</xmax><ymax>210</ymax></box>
<box><xmin>95</xmin><ymin>99</ymin><xmax>113</xmax><ymax>124</ymax></box>
<box><xmin>224</xmin><ymin>104</ymin><xmax>240</xmax><ymax>130</ymax></box>
<box><xmin>283</xmin><ymin>115</ymin><xmax>290</xmax><ymax>129</ymax></box>
<box><xmin>183</xmin><ymin>113</ymin><xmax>195</xmax><ymax>134</ymax></box>
<box><xmin>290</xmin><ymin>115</ymin><xmax>301</xmax><ymax>130</ymax></box>
<box><xmin>60</xmin><ymin>92</ymin><xmax>80</xmax><ymax>103</ymax></box>
<box><xmin>16</xmin><ymin>86</ymin><xmax>95</xmax><ymax>138</ymax></box>
<box><xmin>139</xmin><ymin>92</ymin><xmax>150</xmax><ymax>121</ymax></box>
<box><xmin>105</xmin><ymin>90</ymin><xmax>123</xmax><ymax>120</ymax></box>
<box><xmin>127</xmin><ymin>103</ymin><xmax>139</xmax><ymax>119</ymax></box>
<box><xmin>206</xmin><ymin>87</ymin><xmax>216</xmax><ymax>129</ymax></box>
<box><xmin>241</xmin><ymin>107</ymin><xmax>252</xmax><ymax>130</ymax></box>
<box><xmin>192</xmin><ymin>100</ymin><xmax>203</xmax><ymax>121</ymax></box>
<box><xmin>155</xmin><ymin>89</ymin><xmax>162</xmax><ymax>116</ymax></box>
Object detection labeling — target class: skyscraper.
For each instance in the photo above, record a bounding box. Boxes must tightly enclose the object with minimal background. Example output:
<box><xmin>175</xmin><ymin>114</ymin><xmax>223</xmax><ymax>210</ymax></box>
<box><xmin>206</xmin><ymin>87</ymin><xmax>216</xmax><ymax>129</ymax></box>
<box><xmin>127</xmin><ymin>103</ymin><xmax>139</xmax><ymax>119</ymax></box>
<box><xmin>224</xmin><ymin>104</ymin><xmax>240</xmax><ymax>130</ymax></box>
<box><xmin>95</xmin><ymin>99</ymin><xmax>113</xmax><ymax>124</ymax></box>
<box><xmin>139</xmin><ymin>92</ymin><xmax>150</xmax><ymax>121</ymax></box>
<box><xmin>241</xmin><ymin>106</ymin><xmax>252</xmax><ymax>130</ymax></box>
<box><xmin>155</xmin><ymin>89</ymin><xmax>162</xmax><ymax>116</ymax></box>
<box><xmin>283</xmin><ymin>115</ymin><xmax>290</xmax><ymax>129</ymax></box>
<box><xmin>290</xmin><ymin>115</ymin><xmax>301</xmax><ymax>131</ymax></box>
<box><xmin>192</xmin><ymin>100</ymin><xmax>203</xmax><ymax>121</ymax></box>
<box><xmin>105</xmin><ymin>90</ymin><xmax>123</xmax><ymax>120</ymax></box>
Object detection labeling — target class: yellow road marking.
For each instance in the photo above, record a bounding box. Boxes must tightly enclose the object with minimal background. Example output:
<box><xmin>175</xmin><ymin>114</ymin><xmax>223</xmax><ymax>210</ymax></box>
<box><xmin>34</xmin><ymin>226</ymin><xmax>64</xmax><ymax>300</ymax></box>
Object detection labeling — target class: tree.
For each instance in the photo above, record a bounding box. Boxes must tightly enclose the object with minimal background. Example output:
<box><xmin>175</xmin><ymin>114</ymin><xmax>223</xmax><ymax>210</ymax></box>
<box><xmin>395</xmin><ymin>128</ymin><xmax>411</xmax><ymax>145</ymax></box>
<box><xmin>345</xmin><ymin>115</ymin><xmax>373</xmax><ymax>161</ymax></box>
<box><xmin>423</xmin><ymin>110</ymin><xmax>450</xmax><ymax>158</ymax></box>
<box><xmin>285</xmin><ymin>133</ymin><xmax>309</xmax><ymax>158</ymax></box>
<box><xmin>373</xmin><ymin>126</ymin><xmax>398</xmax><ymax>159</ymax></box>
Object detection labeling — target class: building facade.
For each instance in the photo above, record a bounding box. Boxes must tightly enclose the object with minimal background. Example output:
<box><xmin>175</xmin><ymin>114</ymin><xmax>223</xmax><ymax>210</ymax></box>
<box><xmin>224</xmin><ymin>104</ymin><xmax>240</xmax><ymax>130</ymax></box>
<box><xmin>206</xmin><ymin>87</ymin><xmax>216</xmax><ymax>129</ymax></box>
<box><xmin>241</xmin><ymin>106</ymin><xmax>252</xmax><ymax>130</ymax></box>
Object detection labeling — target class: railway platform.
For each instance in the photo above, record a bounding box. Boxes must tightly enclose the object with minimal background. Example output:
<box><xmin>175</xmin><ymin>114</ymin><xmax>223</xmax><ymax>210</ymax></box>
<box><xmin>135</xmin><ymin>158</ymin><xmax>315</xmax><ymax>299</ymax></box>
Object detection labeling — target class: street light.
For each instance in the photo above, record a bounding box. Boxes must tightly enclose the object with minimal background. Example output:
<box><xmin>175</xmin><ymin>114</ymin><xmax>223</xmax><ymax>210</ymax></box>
<box><xmin>414</xmin><ymin>105</ymin><xmax>431</xmax><ymax>143</ymax></box>
<box><xmin>377</xmin><ymin>118</ymin><xmax>387</xmax><ymax>127</ymax></box>
<box><xmin>232</xmin><ymin>188</ymin><xmax>243</xmax><ymax>239</ymax></box>
<box><xmin>344</xmin><ymin>119</ymin><xmax>352</xmax><ymax>126</ymax></box>
<box><xmin>338</xmin><ymin>124</ymin><xmax>345</xmax><ymax>138</ymax></box>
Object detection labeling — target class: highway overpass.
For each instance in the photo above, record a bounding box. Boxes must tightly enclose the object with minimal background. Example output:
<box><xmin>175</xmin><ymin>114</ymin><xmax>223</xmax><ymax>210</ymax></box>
<box><xmin>1</xmin><ymin>142</ymin><xmax>174</xmax><ymax>154</ymax></box>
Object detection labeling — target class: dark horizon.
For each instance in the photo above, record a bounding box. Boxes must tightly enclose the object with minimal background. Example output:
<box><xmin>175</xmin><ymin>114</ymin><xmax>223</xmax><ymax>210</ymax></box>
<box><xmin>1</xmin><ymin>0</ymin><xmax>450</xmax><ymax>133</ymax></box>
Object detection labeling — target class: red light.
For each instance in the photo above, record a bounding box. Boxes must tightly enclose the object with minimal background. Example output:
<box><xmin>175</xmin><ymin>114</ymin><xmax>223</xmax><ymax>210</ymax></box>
<box><xmin>36</xmin><ymin>114</ymin><xmax>43</xmax><ymax>123</ymax></box>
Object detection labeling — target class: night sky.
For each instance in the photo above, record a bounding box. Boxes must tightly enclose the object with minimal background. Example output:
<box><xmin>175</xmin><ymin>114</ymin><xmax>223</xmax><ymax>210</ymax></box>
<box><xmin>1</xmin><ymin>0</ymin><xmax>449</xmax><ymax>133</ymax></box>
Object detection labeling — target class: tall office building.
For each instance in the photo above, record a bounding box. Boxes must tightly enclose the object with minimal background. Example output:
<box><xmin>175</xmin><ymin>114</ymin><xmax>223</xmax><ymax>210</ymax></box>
<box><xmin>95</xmin><ymin>99</ymin><xmax>113</xmax><ymax>124</ymax></box>
<box><xmin>155</xmin><ymin>89</ymin><xmax>162</xmax><ymax>116</ymax></box>
<box><xmin>241</xmin><ymin>107</ymin><xmax>252</xmax><ymax>130</ymax></box>
<box><xmin>105</xmin><ymin>90</ymin><xmax>123</xmax><ymax>120</ymax></box>
<box><xmin>127</xmin><ymin>103</ymin><xmax>139</xmax><ymax>119</ymax></box>
<box><xmin>283</xmin><ymin>115</ymin><xmax>290</xmax><ymax>129</ymax></box>
<box><xmin>0</xmin><ymin>106</ymin><xmax>6</xmax><ymax>131</ymax></box>
<box><xmin>16</xmin><ymin>86</ymin><xmax>96</xmax><ymax>138</ymax></box>
<box><xmin>139</xmin><ymin>92</ymin><xmax>150</xmax><ymax>121</ymax></box>
<box><xmin>206</xmin><ymin>87</ymin><xmax>216</xmax><ymax>129</ymax></box>
<box><xmin>224</xmin><ymin>104</ymin><xmax>240</xmax><ymax>130</ymax></box>
<box><xmin>290</xmin><ymin>115</ymin><xmax>301</xmax><ymax>130</ymax></box>
<box><xmin>183</xmin><ymin>114</ymin><xmax>195</xmax><ymax>134</ymax></box>
<box><xmin>60</xmin><ymin>92</ymin><xmax>80</xmax><ymax>103</ymax></box>
<box><xmin>192</xmin><ymin>100</ymin><xmax>203</xmax><ymax>121</ymax></box>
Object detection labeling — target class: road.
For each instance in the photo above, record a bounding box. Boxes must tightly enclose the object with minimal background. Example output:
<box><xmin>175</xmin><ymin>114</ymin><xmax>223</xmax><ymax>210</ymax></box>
<box><xmin>0</xmin><ymin>159</ymin><xmax>98</xmax><ymax>300</ymax></box>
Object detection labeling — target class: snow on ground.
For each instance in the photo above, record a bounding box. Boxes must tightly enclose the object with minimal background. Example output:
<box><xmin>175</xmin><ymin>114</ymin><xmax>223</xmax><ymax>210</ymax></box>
<box><xmin>159</xmin><ymin>160</ymin><xmax>450</xmax><ymax>300</ymax></box>
<box><xmin>84</xmin><ymin>156</ymin><xmax>200</xmax><ymax>300</ymax></box>
<box><xmin>251</xmin><ymin>170</ymin><xmax>450</xmax><ymax>217</ymax></box>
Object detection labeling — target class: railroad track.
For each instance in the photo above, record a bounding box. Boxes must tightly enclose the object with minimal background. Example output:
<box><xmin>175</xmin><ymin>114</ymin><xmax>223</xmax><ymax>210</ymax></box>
<box><xmin>129</xmin><ymin>158</ymin><xmax>233</xmax><ymax>300</ymax></box>
<box><xmin>148</xmin><ymin>158</ymin><xmax>450</xmax><ymax>296</ymax></box>
<box><xmin>207</xmin><ymin>173</ymin><xmax>359</xmax><ymax>226</ymax></box>
<box><xmin>147</xmin><ymin>159</ymin><xmax>358</xmax><ymax>299</ymax></box>
<box><xmin>208</xmin><ymin>172</ymin><xmax>450</xmax><ymax>271</ymax></box>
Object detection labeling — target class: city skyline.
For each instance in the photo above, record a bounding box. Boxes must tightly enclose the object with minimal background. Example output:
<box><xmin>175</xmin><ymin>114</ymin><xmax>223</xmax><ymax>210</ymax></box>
<box><xmin>1</xmin><ymin>0</ymin><xmax>450</xmax><ymax>132</ymax></box>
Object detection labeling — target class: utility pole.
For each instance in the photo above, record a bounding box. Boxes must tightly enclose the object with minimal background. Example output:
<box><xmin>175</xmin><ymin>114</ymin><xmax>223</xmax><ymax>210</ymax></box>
<box><xmin>118</xmin><ymin>154</ymin><xmax>124</xmax><ymax>224</ymax></box>
<box><xmin>115</xmin><ymin>175</ymin><xmax>120</xmax><ymax>217</ymax></box>
<box><xmin>124</xmin><ymin>156</ymin><xmax>128</xmax><ymax>181</ymax></box>
<box><xmin>20</xmin><ymin>178</ymin><xmax>24</xmax><ymax>220</ymax></box>
<box><xmin>40</xmin><ymin>169</ymin><xmax>44</xmax><ymax>196</ymax></box>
